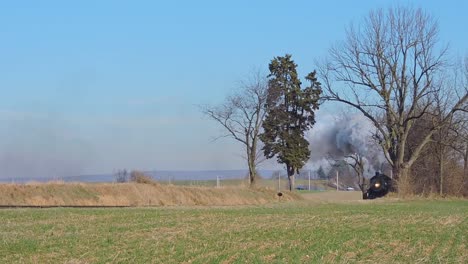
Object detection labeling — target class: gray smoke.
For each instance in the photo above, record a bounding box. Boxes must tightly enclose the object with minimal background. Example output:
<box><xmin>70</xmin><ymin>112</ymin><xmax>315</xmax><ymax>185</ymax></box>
<box><xmin>0</xmin><ymin>113</ymin><xmax>95</xmax><ymax>181</ymax></box>
<box><xmin>307</xmin><ymin>113</ymin><xmax>387</xmax><ymax>177</ymax></box>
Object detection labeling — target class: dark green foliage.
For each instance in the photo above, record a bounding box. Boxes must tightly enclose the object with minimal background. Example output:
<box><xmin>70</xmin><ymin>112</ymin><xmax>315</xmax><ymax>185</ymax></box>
<box><xmin>317</xmin><ymin>166</ymin><xmax>327</xmax><ymax>179</ymax></box>
<box><xmin>327</xmin><ymin>160</ymin><xmax>351</xmax><ymax>179</ymax></box>
<box><xmin>260</xmin><ymin>54</ymin><xmax>322</xmax><ymax>190</ymax></box>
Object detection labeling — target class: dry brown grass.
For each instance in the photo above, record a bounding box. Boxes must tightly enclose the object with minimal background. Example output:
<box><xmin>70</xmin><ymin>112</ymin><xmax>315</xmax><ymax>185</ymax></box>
<box><xmin>0</xmin><ymin>182</ymin><xmax>301</xmax><ymax>206</ymax></box>
<box><xmin>301</xmin><ymin>191</ymin><xmax>362</xmax><ymax>202</ymax></box>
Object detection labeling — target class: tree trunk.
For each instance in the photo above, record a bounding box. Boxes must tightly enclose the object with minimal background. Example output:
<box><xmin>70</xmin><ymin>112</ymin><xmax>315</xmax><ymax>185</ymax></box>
<box><xmin>287</xmin><ymin>166</ymin><xmax>295</xmax><ymax>191</ymax></box>
<box><xmin>439</xmin><ymin>146</ymin><xmax>445</xmax><ymax>196</ymax></box>
<box><xmin>391</xmin><ymin>147</ymin><xmax>413</xmax><ymax>195</ymax></box>
<box><xmin>248</xmin><ymin>157</ymin><xmax>256</xmax><ymax>186</ymax></box>
<box><xmin>359</xmin><ymin>173</ymin><xmax>367</xmax><ymax>199</ymax></box>
<box><xmin>244</xmin><ymin>133</ymin><xmax>259</xmax><ymax>187</ymax></box>
<box><xmin>464</xmin><ymin>143</ymin><xmax>468</xmax><ymax>184</ymax></box>
<box><xmin>288</xmin><ymin>174</ymin><xmax>295</xmax><ymax>191</ymax></box>
<box><xmin>391</xmin><ymin>161</ymin><xmax>400</xmax><ymax>181</ymax></box>
<box><xmin>394</xmin><ymin>165</ymin><xmax>411</xmax><ymax>196</ymax></box>
<box><xmin>246</xmin><ymin>147</ymin><xmax>256</xmax><ymax>187</ymax></box>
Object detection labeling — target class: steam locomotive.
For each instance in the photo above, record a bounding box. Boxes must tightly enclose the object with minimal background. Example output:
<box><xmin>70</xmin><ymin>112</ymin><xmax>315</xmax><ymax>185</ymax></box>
<box><xmin>363</xmin><ymin>172</ymin><xmax>394</xmax><ymax>199</ymax></box>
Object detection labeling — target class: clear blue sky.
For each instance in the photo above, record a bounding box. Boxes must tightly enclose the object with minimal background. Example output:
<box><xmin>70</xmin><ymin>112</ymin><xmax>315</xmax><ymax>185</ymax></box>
<box><xmin>0</xmin><ymin>0</ymin><xmax>466</xmax><ymax>178</ymax></box>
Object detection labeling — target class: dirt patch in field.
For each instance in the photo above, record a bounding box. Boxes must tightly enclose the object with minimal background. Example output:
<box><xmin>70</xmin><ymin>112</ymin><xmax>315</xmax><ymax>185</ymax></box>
<box><xmin>0</xmin><ymin>182</ymin><xmax>301</xmax><ymax>206</ymax></box>
<box><xmin>300</xmin><ymin>191</ymin><xmax>396</xmax><ymax>203</ymax></box>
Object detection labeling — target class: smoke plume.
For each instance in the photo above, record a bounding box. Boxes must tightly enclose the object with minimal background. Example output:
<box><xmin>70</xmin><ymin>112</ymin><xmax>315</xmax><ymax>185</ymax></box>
<box><xmin>0</xmin><ymin>113</ymin><xmax>95</xmax><ymax>181</ymax></box>
<box><xmin>307</xmin><ymin>113</ymin><xmax>387</xmax><ymax>177</ymax></box>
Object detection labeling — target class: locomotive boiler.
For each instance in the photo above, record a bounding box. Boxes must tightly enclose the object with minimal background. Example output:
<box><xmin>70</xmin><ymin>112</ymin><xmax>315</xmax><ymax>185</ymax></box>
<box><xmin>363</xmin><ymin>172</ymin><xmax>394</xmax><ymax>199</ymax></box>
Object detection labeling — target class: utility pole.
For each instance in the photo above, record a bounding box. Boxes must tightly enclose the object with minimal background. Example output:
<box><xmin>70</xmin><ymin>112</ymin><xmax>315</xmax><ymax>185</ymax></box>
<box><xmin>278</xmin><ymin>172</ymin><xmax>281</xmax><ymax>191</ymax></box>
<box><xmin>308</xmin><ymin>170</ymin><xmax>311</xmax><ymax>191</ymax></box>
<box><xmin>336</xmin><ymin>171</ymin><xmax>339</xmax><ymax>191</ymax></box>
<box><xmin>216</xmin><ymin>176</ymin><xmax>220</xmax><ymax>188</ymax></box>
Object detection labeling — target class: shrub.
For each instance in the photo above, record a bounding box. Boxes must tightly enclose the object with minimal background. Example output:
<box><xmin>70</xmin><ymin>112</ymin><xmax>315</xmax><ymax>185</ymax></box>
<box><xmin>130</xmin><ymin>170</ymin><xmax>156</xmax><ymax>184</ymax></box>
<box><xmin>114</xmin><ymin>169</ymin><xmax>128</xmax><ymax>183</ymax></box>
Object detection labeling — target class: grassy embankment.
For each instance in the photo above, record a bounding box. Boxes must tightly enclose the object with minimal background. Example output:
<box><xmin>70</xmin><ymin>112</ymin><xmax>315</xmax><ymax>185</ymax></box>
<box><xmin>0</xmin><ymin>182</ymin><xmax>300</xmax><ymax>207</ymax></box>
<box><xmin>0</xmin><ymin>199</ymin><xmax>466</xmax><ymax>263</ymax></box>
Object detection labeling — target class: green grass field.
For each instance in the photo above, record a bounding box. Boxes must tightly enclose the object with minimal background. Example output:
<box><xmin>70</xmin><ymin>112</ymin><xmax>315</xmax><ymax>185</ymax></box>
<box><xmin>1</xmin><ymin>199</ymin><xmax>466</xmax><ymax>263</ymax></box>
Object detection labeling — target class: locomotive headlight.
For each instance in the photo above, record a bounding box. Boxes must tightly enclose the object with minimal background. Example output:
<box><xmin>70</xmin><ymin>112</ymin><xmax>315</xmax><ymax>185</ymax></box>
<box><xmin>374</xmin><ymin>182</ymin><xmax>381</xmax><ymax>188</ymax></box>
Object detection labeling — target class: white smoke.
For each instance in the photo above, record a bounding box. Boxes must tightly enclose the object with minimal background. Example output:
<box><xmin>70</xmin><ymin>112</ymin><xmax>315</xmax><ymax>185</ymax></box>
<box><xmin>307</xmin><ymin>113</ymin><xmax>387</xmax><ymax>177</ymax></box>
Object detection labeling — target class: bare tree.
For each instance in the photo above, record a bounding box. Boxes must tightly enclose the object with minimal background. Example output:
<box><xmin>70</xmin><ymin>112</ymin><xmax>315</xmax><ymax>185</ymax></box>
<box><xmin>201</xmin><ymin>72</ymin><xmax>268</xmax><ymax>186</ymax></box>
<box><xmin>408</xmin><ymin>55</ymin><xmax>468</xmax><ymax>196</ymax></box>
<box><xmin>318</xmin><ymin>7</ymin><xmax>468</xmax><ymax>194</ymax></box>
<box><xmin>418</xmin><ymin>56</ymin><xmax>468</xmax><ymax>195</ymax></box>
<box><xmin>114</xmin><ymin>169</ymin><xmax>128</xmax><ymax>183</ymax></box>
<box><xmin>344</xmin><ymin>153</ymin><xmax>367</xmax><ymax>198</ymax></box>
<box><xmin>433</xmin><ymin>102</ymin><xmax>467</xmax><ymax>195</ymax></box>
<box><xmin>462</xmin><ymin>56</ymin><xmax>468</xmax><ymax>183</ymax></box>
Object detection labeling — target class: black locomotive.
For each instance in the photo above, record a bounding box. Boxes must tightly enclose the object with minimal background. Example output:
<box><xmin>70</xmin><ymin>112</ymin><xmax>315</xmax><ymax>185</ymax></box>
<box><xmin>363</xmin><ymin>172</ymin><xmax>394</xmax><ymax>199</ymax></box>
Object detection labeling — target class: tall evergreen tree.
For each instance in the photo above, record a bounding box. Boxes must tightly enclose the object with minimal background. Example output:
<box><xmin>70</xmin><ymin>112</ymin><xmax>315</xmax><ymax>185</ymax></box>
<box><xmin>317</xmin><ymin>166</ymin><xmax>327</xmax><ymax>179</ymax></box>
<box><xmin>260</xmin><ymin>54</ymin><xmax>322</xmax><ymax>191</ymax></box>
